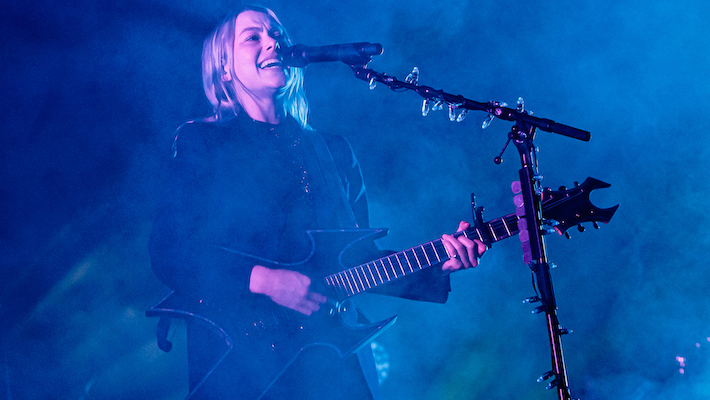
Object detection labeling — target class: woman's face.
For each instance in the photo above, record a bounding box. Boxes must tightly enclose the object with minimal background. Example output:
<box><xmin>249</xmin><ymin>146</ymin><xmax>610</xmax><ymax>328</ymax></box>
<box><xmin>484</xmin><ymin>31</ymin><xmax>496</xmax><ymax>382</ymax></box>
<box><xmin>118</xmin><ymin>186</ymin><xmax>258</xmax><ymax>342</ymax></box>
<box><xmin>228</xmin><ymin>10</ymin><xmax>288</xmax><ymax>101</ymax></box>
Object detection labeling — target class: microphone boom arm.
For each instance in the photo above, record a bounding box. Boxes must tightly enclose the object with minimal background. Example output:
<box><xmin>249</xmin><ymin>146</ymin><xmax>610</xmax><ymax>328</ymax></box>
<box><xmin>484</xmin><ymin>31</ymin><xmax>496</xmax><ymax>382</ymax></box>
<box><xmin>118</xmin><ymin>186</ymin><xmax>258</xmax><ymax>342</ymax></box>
<box><xmin>351</xmin><ymin>66</ymin><xmax>590</xmax><ymax>142</ymax></box>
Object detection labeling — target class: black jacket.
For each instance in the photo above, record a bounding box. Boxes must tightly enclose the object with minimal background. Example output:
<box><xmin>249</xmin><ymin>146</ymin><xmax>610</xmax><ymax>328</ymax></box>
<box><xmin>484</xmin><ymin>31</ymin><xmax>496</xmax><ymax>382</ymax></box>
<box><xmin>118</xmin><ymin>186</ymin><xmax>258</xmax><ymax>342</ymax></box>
<box><xmin>148</xmin><ymin>113</ymin><xmax>450</xmax><ymax>399</ymax></box>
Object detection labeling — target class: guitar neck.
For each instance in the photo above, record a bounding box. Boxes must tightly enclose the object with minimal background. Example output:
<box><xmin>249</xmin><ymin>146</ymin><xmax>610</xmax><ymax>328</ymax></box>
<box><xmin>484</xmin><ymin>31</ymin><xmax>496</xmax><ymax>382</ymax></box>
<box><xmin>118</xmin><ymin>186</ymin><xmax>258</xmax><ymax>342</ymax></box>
<box><xmin>324</xmin><ymin>212</ymin><xmax>521</xmax><ymax>299</ymax></box>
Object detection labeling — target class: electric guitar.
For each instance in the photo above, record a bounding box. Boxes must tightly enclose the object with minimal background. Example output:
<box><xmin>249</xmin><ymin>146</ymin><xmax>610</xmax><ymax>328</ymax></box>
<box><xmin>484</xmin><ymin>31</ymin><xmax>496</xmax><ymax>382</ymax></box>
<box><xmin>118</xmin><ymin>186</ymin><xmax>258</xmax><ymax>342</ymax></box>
<box><xmin>146</xmin><ymin>177</ymin><xmax>618</xmax><ymax>399</ymax></box>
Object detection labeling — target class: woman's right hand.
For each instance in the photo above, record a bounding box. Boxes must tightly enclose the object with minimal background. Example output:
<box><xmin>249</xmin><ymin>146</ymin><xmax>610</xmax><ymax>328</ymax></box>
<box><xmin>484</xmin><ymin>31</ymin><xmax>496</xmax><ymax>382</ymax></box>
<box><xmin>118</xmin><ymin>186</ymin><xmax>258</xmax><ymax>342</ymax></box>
<box><xmin>249</xmin><ymin>265</ymin><xmax>327</xmax><ymax>315</ymax></box>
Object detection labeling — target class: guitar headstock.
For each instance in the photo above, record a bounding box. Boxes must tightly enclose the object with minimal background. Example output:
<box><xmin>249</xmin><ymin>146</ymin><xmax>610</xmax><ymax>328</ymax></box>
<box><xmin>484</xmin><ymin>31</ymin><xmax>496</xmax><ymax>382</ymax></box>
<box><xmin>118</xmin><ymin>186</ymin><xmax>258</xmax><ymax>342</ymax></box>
<box><xmin>541</xmin><ymin>177</ymin><xmax>619</xmax><ymax>236</ymax></box>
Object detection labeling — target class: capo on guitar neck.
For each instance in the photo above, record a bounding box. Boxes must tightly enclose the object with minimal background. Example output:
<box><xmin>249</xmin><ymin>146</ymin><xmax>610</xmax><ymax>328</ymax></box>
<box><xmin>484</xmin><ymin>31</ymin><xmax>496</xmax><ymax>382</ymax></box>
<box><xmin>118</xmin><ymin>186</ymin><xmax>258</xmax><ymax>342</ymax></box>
<box><xmin>470</xmin><ymin>192</ymin><xmax>491</xmax><ymax>246</ymax></box>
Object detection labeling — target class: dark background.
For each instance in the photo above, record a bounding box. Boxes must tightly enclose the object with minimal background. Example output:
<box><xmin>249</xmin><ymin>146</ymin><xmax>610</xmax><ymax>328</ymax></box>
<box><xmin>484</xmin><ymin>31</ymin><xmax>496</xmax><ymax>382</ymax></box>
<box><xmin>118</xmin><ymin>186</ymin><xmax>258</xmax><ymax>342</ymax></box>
<box><xmin>2</xmin><ymin>0</ymin><xmax>708</xmax><ymax>399</ymax></box>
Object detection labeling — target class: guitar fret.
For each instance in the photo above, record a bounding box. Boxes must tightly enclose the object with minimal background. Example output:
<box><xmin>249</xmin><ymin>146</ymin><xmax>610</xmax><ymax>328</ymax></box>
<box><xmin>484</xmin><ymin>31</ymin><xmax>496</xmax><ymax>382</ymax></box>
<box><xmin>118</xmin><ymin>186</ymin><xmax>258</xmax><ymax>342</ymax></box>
<box><xmin>389</xmin><ymin>255</ymin><xmax>398</xmax><ymax>278</ymax></box>
<box><xmin>325</xmin><ymin>275</ymin><xmax>335</xmax><ymax>295</ymax></box>
<box><xmin>365</xmin><ymin>264</ymin><xmax>376</xmax><ymax>287</ymax></box>
<box><xmin>373</xmin><ymin>261</ymin><xmax>384</xmax><ymax>284</ymax></box>
<box><xmin>359</xmin><ymin>266</ymin><xmax>372</xmax><ymax>289</ymax></box>
<box><xmin>429</xmin><ymin>242</ymin><xmax>441</xmax><ymax>263</ymax></box>
<box><xmin>413</xmin><ymin>250</ymin><xmax>421</xmax><ymax>270</ymax></box>
<box><xmin>338</xmin><ymin>273</ymin><xmax>352</xmax><ymax>296</ymax></box>
<box><xmin>420</xmin><ymin>244</ymin><xmax>432</xmax><ymax>266</ymax></box>
<box><xmin>391</xmin><ymin>258</ymin><xmax>400</xmax><ymax>280</ymax></box>
<box><xmin>335</xmin><ymin>272</ymin><xmax>350</xmax><ymax>295</ymax></box>
<box><xmin>354</xmin><ymin>268</ymin><xmax>367</xmax><ymax>292</ymax></box>
<box><xmin>492</xmin><ymin>221</ymin><xmax>502</xmax><ymax>235</ymax></box>
<box><xmin>381</xmin><ymin>259</ymin><xmax>392</xmax><ymax>282</ymax></box>
<box><xmin>405</xmin><ymin>251</ymin><xmax>416</xmax><ymax>273</ymax></box>
<box><xmin>352</xmin><ymin>267</ymin><xmax>362</xmax><ymax>290</ymax></box>
<box><xmin>413</xmin><ymin>248</ymin><xmax>425</xmax><ymax>270</ymax></box>
<box><xmin>395</xmin><ymin>253</ymin><xmax>407</xmax><ymax>275</ymax></box>
<box><xmin>501</xmin><ymin>217</ymin><xmax>512</xmax><ymax>236</ymax></box>
<box><xmin>333</xmin><ymin>275</ymin><xmax>346</xmax><ymax>298</ymax></box>
<box><xmin>413</xmin><ymin>248</ymin><xmax>424</xmax><ymax>270</ymax></box>
<box><xmin>405</xmin><ymin>252</ymin><xmax>413</xmax><ymax>273</ymax></box>
<box><xmin>494</xmin><ymin>218</ymin><xmax>514</xmax><ymax>239</ymax></box>
<box><xmin>338</xmin><ymin>276</ymin><xmax>348</xmax><ymax>298</ymax></box>
<box><xmin>329</xmin><ymin>274</ymin><xmax>337</xmax><ymax>294</ymax></box>
<box><xmin>347</xmin><ymin>269</ymin><xmax>360</xmax><ymax>294</ymax></box>
<box><xmin>325</xmin><ymin>275</ymin><xmax>333</xmax><ymax>294</ymax></box>
<box><xmin>488</xmin><ymin>224</ymin><xmax>498</xmax><ymax>241</ymax></box>
<box><xmin>434</xmin><ymin>241</ymin><xmax>449</xmax><ymax>260</ymax></box>
<box><xmin>354</xmin><ymin>268</ymin><xmax>366</xmax><ymax>292</ymax></box>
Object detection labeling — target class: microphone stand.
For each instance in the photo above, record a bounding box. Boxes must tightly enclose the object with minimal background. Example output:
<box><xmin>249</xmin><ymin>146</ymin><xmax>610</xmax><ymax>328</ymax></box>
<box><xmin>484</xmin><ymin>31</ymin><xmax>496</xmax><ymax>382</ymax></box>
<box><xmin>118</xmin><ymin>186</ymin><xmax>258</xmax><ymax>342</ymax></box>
<box><xmin>350</xmin><ymin>65</ymin><xmax>589</xmax><ymax>400</ymax></box>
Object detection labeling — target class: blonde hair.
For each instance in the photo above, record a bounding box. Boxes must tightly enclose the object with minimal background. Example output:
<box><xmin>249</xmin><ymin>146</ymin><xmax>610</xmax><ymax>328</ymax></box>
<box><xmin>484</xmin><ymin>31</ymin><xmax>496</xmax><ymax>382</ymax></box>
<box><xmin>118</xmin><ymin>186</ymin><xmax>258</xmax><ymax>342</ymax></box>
<box><xmin>201</xmin><ymin>6</ymin><xmax>310</xmax><ymax>128</ymax></box>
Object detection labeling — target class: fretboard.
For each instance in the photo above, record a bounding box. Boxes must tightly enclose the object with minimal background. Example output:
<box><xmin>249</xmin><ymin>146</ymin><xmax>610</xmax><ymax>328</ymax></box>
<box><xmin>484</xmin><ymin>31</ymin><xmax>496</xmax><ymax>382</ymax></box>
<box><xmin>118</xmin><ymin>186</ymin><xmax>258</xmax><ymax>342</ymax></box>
<box><xmin>324</xmin><ymin>212</ymin><xmax>522</xmax><ymax>299</ymax></box>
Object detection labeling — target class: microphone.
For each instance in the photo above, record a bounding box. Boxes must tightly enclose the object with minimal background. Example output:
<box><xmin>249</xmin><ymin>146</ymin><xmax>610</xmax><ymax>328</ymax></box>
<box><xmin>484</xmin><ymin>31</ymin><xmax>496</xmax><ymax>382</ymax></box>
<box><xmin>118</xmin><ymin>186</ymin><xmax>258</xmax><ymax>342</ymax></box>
<box><xmin>280</xmin><ymin>42</ymin><xmax>383</xmax><ymax>67</ymax></box>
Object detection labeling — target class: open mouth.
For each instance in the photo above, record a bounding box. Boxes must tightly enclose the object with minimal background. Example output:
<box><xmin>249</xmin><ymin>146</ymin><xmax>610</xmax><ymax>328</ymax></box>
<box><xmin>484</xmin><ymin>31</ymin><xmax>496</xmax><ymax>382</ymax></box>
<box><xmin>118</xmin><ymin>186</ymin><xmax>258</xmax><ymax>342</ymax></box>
<box><xmin>259</xmin><ymin>59</ymin><xmax>283</xmax><ymax>69</ymax></box>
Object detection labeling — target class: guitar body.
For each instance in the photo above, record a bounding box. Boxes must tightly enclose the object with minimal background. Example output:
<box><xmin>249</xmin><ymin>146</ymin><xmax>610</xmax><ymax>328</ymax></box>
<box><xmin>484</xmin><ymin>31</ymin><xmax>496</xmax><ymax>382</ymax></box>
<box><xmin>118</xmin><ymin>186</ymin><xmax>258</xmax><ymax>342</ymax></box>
<box><xmin>146</xmin><ymin>228</ymin><xmax>397</xmax><ymax>400</ymax></box>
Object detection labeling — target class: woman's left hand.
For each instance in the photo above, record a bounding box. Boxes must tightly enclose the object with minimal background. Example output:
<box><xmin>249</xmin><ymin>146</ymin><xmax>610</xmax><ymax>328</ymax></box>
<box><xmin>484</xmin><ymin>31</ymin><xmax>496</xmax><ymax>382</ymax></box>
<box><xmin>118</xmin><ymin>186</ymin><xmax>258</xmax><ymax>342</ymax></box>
<box><xmin>441</xmin><ymin>221</ymin><xmax>487</xmax><ymax>272</ymax></box>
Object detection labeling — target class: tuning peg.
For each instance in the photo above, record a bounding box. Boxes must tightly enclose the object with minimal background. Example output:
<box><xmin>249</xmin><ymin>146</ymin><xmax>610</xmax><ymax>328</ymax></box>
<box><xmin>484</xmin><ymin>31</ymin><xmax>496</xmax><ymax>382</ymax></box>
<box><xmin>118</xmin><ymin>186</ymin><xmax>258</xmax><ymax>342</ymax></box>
<box><xmin>593</xmin><ymin>221</ymin><xmax>600</xmax><ymax>229</ymax></box>
<box><xmin>523</xmin><ymin>296</ymin><xmax>541</xmax><ymax>304</ymax></box>
<box><xmin>537</xmin><ymin>370</ymin><xmax>555</xmax><ymax>383</ymax></box>
<box><xmin>564</xmin><ymin>232</ymin><xmax>571</xmax><ymax>239</ymax></box>
<box><xmin>532</xmin><ymin>305</ymin><xmax>546</xmax><ymax>314</ymax></box>
<box><xmin>545</xmin><ymin>378</ymin><xmax>560</xmax><ymax>390</ymax></box>
<box><xmin>559</xmin><ymin>328</ymin><xmax>572</xmax><ymax>335</ymax></box>
<box><xmin>541</xmin><ymin>219</ymin><xmax>558</xmax><ymax>235</ymax></box>
<box><xmin>577</xmin><ymin>224</ymin><xmax>585</xmax><ymax>232</ymax></box>
<box><xmin>558</xmin><ymin>186</ymin><xmax>566</xmax><ymax>191</ymax></box>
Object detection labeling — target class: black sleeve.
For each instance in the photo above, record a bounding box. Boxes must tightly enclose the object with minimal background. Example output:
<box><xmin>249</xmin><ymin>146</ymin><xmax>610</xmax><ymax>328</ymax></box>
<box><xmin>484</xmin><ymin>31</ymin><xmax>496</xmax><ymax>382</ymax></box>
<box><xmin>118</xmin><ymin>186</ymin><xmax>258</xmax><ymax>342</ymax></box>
<box><xmin>323</xmin><ymin>133</ymin><xmax>451</xmax><ymax>304</ymax></box>
<box><xmin>148</xmin><ymin>122</ymin><xmax>253</xmax><ymax>304</ymax></box>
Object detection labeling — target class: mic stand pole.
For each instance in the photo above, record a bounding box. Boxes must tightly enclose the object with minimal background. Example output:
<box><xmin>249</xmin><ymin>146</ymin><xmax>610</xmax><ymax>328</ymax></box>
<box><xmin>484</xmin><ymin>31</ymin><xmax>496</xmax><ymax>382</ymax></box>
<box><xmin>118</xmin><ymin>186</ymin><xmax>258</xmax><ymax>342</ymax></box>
<box><xmin>349</xmin><ymin>65</ymin><xmax>585</xmax><ymax>400</ymax></box>
<box><xmin>510</xmin><ymin>119</ymin><xmax>573</xmax><ymax>400</ymax></box>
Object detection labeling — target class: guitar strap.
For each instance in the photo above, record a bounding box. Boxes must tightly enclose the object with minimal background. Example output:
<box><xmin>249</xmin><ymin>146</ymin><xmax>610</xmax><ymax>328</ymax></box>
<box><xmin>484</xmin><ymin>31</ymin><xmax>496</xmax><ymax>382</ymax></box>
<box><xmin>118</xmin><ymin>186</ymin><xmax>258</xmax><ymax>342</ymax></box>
<box><xmin>302</xmin><ymin>129</ymin><xmax>358</xmax><ymax>228</ymax></box>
